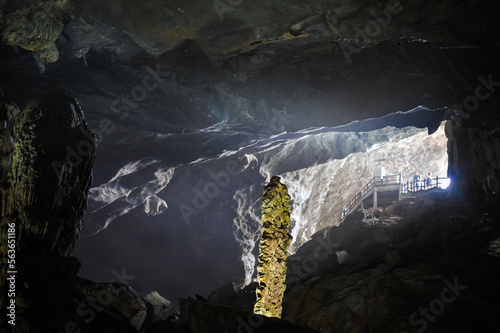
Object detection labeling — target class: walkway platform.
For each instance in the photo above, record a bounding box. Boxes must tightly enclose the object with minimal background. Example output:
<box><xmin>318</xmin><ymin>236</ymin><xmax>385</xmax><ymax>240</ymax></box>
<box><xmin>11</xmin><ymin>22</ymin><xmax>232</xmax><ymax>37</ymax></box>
<box><xmin>340</xmin><ymin>175</ymin><xmax>449</xmax><ymax>221</ymax></box>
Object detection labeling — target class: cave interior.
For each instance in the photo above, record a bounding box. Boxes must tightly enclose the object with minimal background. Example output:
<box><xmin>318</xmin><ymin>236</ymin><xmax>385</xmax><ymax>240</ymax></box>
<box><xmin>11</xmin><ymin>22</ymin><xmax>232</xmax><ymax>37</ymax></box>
<box><xmin>1</xmin><ymin>0</ymin><xmax>500</xmax><ymax>332</ymax></box>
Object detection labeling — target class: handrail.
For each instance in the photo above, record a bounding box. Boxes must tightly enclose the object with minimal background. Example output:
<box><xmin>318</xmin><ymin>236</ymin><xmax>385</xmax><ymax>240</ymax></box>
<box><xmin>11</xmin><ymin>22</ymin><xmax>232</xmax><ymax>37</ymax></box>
<box><xmin>340</xmin><ymin>174</ymin><xmax>449</xmax><ymax>221</ymax></box>
<box><xmin>400</xmin><ymin>176</ymin><xmax>449</xmax><ymax>194</ymax></box>
<box><xmin>340</xmin><ymin>174</ymin><xmax>402</xmax><ymax>221</ymax></box>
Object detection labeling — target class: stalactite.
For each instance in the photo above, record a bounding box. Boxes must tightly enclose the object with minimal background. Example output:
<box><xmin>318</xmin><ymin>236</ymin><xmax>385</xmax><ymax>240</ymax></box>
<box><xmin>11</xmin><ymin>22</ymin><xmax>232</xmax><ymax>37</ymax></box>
<box><xmin>254</xmin><ymin>175</ymin><xmax>292</xmax><ymax>318</ymax></box>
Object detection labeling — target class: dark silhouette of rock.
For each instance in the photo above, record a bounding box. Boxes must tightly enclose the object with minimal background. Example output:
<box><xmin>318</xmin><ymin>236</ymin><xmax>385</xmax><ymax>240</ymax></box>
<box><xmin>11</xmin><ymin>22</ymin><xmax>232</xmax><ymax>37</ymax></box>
<box><xmin>280</xmin><ymin>195</ymin><xmax>500</xmax><ymax>332</ymax></box>
<box><xmin>0</xmin><ymin>93</ymin><xmax>139</xmax><ymax>333</ymax></box>
<box><xmin>179</xmin><ymin>298</ymin><xmax>320</xmax><ymax>333</ymax></box>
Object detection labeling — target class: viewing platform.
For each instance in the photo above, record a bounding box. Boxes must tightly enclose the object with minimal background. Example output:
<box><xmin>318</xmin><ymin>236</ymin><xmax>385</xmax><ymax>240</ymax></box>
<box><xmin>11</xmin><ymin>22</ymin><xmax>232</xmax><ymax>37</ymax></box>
<box><xmin>340</xmin><ymin>168</ymin><xmax>450</xmax><ymax>221</ymax></box>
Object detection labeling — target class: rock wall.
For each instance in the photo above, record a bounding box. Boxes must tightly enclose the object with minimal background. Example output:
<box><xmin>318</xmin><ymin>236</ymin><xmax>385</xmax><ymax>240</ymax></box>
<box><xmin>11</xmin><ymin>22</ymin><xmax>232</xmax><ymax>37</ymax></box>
<box><xmin>446</xmin><ymin>120</ymin><xmax>500</xmax><ymax>203</ymax></box>
<box><xmin>281</xmin><ymin>194</ymin><xmax>500</xmax><ymax>333</ymax></box>
<box><xmin>0</xmin><ymin>94</ymin><xmax>152</xmax><ymax>333</ymax></box>
<box><xmin>0</xmin><ymin>93</ymin><xmax>96</xmax><ymax>332</ymax></box>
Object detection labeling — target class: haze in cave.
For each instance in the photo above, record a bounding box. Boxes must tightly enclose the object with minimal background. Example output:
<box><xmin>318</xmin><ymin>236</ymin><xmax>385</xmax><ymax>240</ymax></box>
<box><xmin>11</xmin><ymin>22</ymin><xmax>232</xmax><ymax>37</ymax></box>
<box><xmin>0</xmin><ymin>1</ymin><xmax>500</xmax><ymax>332</ymax></box>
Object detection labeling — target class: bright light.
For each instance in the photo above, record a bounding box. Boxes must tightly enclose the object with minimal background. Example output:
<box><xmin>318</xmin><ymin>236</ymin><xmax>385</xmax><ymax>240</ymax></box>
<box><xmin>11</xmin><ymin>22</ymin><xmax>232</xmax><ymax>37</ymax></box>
<box><xmin>439</xmin><ymin>178</ymin><xmax>451</xmax><ymax>189</ymax></box>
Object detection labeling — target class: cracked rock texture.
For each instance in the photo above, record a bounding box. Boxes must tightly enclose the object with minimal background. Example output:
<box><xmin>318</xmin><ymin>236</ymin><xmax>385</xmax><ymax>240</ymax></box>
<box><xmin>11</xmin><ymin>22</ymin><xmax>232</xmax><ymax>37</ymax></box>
<box><xmin>2</xmin><ymin>0</ymin><xmax>500</xmax><ymax>62</ymax></box>
<box><xmin>254</xmin><ymin>176</ymin><xmax>292</xmax><ymax>318</ymax></box>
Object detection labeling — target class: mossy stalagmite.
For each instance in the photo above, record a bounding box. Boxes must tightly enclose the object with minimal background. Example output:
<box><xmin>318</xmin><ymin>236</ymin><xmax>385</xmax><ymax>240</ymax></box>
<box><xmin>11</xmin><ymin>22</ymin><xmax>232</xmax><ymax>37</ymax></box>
<box><xmin>254</xmin><ymin>175</ymin><xmax>292</xmax><ymax>318</ymax></box>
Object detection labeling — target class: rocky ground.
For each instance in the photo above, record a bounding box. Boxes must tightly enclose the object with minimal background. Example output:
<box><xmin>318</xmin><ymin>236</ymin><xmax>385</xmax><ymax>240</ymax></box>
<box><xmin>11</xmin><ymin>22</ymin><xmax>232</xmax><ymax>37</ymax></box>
<box><xmin>176</xmin><ymin>189</ymin><xmax>500</xmax><ymax>333</ymax></box>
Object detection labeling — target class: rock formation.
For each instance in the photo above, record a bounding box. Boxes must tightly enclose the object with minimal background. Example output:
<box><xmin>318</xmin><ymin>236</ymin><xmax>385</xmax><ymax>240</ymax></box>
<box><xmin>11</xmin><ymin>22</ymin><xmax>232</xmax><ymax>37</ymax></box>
<box><xmin>170</xmin><ymin>190</ymin><xmax>500</xmax><ymax>332</ymax></box>
<box><xmin>179</xmin><ymin>297</ymin><xmax>319</xmax><ymax>333</ymax></box>
<box><xmin>0</xmin><ymin>93</ymin><xmax>95</xmax><ymax>332</ymax></box>
<box><xmin>1</xmin><ymin>1</ymin><xmax>73</xmax><ymax>72</ymax></box>
<box><xmin>0</xmin><ymin>93</ymin><xmax>148</xmax><ymax>333</ymax></box>
<box><xmin>446</xmin><ymin>119</ymin><xmax>500</xmax><ymax>203</ymax></box>
<box><xmin>254</xmin><ymin>176</ymin><xmax>292</xmax><ymax>318</ymax></box>
<box><xmin>281</xmin><ymin>193</ymin><xmax>500</xmax><ymax>332</ymax></box>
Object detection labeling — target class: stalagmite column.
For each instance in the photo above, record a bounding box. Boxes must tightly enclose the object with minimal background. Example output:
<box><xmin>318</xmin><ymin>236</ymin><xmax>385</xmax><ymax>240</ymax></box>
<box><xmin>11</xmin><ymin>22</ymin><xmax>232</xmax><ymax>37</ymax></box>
<box><xmin>253</xmin><ymin>175</ymin><xmax>292</xmax><ymax>318</ymax></box>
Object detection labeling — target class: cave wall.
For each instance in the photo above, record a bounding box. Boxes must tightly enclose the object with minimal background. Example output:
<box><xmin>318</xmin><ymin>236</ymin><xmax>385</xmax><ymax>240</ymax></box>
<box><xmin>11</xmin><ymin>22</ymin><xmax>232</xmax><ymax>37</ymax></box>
<box><xmin>1</xmin><ymin>0</ymin><xmax>500</xmax><ymax>325</ymax></box>
<box><xmin>0</xmin><ymin>93</ymin><xmax>97</xmax><ymax>332</ymax></box>
<box><xmin>446</xmin><ymin>120</ymin><xmax>500</xmax><ymax>203</ymax></box>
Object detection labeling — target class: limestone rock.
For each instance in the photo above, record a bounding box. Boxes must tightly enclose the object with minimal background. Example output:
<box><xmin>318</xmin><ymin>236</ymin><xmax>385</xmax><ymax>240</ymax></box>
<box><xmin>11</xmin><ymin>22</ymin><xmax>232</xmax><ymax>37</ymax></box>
<box><xmin>254</xmin><ymin>175</ymin><xmax>292</xmax><ymax>318</ymax></box>
<box><xmin>0</xmin><ymin>97</ymin><xmax>19</xmax><ymax>185</ymax></box>
<box><xmin>180</xmin><ymin>298</ymin><xmax>319</xmax><ymax>333</ymax></box>
<box><xmin>9</xmin><ymin>93</ymin><xmax>95</xmax><ymax>256</ymax></box>
<box><xmin>80</xmin><ymin>279</ymin><xmax>148</xmax><ymax>331</ymax></box>
<box><xmin>1</xmin><ymin>1</ymin><xmax>69</xmax><ymax>72</ymax></box>
<box><xmin>143</xmin><ymin>291</ymin><xmax>172</xmax><ymax>323</ymax></box>
<box><xmin>281</xmin><ymin>195</ymin><xmax>500</xmax><ymax>332</ymax></box>
<box><xmin>0</xmin><ymin>93</ymin><xmax>138</xmax><ymax>333</ymax></box>
<box><xmin>445</xmin><ymin>119</ymin><xmax>500</xmax><ymax>203</ymax></box>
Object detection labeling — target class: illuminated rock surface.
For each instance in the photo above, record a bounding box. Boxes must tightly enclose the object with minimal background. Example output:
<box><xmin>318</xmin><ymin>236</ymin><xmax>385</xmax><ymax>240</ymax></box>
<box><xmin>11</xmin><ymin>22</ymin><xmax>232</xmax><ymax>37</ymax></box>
<box><xmin>0</xmin><ymin>0</ymin><xmax>500</xmax><ymax>332</ymax></box>
<box><xmin>254</xmin><ymin>176</ymin><xmax>292</xmax><ymax>318</ymax></box>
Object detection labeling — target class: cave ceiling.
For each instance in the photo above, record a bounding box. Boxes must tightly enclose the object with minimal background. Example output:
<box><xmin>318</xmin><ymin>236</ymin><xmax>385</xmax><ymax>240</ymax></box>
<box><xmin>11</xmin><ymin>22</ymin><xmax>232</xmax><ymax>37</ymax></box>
<box><xmin>1</xmin><ymin>0</ymin><xmax>499</xmax><ymax>131</ymax></box>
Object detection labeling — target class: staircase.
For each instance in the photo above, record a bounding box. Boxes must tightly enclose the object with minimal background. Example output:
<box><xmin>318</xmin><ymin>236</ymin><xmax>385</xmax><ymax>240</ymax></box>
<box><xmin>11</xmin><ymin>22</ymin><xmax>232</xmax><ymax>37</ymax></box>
<box><xmin>340</xmin><ymin>174</ymin><xmax>449</xmax><ymax>221</ymax></box>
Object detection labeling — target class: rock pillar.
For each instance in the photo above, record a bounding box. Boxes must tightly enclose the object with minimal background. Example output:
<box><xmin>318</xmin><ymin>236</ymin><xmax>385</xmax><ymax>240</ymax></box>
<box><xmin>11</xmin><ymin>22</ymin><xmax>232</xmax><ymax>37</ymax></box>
<box><xmin>254</xmin><ymin>176</ymin><xmax>292</xmax><ymax>318</ymax></box>
<box><xmin>0</xmin><ymin>94</ymin><xmax>96</xmax><ymax>332</ymax></box>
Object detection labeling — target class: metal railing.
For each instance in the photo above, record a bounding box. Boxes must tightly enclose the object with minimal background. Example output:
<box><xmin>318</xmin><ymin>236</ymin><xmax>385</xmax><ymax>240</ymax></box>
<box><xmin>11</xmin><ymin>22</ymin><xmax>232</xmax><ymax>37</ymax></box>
<box><xmin>340</xmin><ymin>174</ymin><xmax>449</xmax><ymax>221</ymax></box>
<box><xmin>400</xmin><ymin>176</ymin><xmax>450</xmax><ymax>194</ymax></box>
<box><xmin>340</xmin><ymin>174</ymin><xmax>402</xmax><ymax>221</ymax></box>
